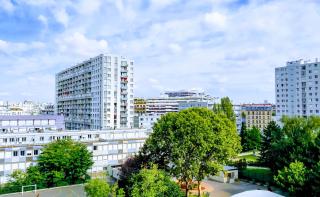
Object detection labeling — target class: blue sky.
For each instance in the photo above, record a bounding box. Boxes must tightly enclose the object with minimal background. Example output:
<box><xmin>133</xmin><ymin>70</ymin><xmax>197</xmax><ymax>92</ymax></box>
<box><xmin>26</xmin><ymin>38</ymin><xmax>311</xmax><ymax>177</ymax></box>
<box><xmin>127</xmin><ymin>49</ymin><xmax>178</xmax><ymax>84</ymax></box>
<box><xmin>0</xmin><ymin>0</ymin><xmax>320</xmax><ymax>103</ymax></box>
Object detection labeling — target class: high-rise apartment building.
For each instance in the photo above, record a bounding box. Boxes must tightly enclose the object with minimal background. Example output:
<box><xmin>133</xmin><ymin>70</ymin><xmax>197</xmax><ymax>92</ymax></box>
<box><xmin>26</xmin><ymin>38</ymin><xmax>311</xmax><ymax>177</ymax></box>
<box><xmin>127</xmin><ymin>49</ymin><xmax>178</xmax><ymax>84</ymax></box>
<box><xmin>56</xmin><ymin>54</ymin><xmax>134</xmax><ymax>130</ymax></box>
<box><xmin>275</xmin><ymin>59</ymin><xmax>320</xmax><ymax>118</ymax></box>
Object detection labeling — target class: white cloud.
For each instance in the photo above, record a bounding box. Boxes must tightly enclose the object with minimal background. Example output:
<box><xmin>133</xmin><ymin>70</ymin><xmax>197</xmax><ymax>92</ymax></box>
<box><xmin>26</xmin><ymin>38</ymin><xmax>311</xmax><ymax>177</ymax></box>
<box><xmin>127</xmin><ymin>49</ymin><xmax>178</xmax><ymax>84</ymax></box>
<box><xmin>55</xmin><ymin>32</ymin><xmax>108</xmax><ymax>57</ymax></box>
<box><xmin>38</xmin><ymin>14</ymin><xmax>48</xmax><ymax>26</ymax></box>
<box><xmin>53</xmin><ymin>8</ymin><xmax>69</xmax><ymax>27</ymax></box>
<box><xmin>204</xmin><ymin>12</ymin><xmax>227</xmax><ymax>28</ymax></box>
<box><xmin>0</xmin><ymin>0</ymin><xmax>15</xmax><ymax>13</ymax></box>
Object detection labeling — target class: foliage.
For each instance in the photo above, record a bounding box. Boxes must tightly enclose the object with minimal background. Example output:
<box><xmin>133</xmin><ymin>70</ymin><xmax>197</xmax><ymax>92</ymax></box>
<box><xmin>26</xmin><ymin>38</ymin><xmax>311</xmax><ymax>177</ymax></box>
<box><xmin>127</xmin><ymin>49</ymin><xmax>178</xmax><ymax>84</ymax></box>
<box><xmin>212</xmin><ymin>97</ymin><xmax>236</xmax><ymax>123</ymax></box>
<box><xmin>85</xmin><ymin>178</ymin><xmax>111</xmax><ymax>197</ymax></box>
<box><xmin>128</xmin><ymin>165</ymin><xmax>184</xmax><ymax>197</ymax></box>
<box><xmin>239</xmin><ymin>122</ymin><xmax>246</xmax><ymax>148</ymax></box>
<box><xmin>140</xmin><ymin>108</ymin><xmax>241</xmax><ymax>196</ymax></box>
<box><xmin>269</xmin><ymin>116</ymin><xmax>319</xmax><ymax>173</ymax></box>
<box><xmin>259</xmin><ymin>121</ymin><xmax>281</xmax><ymax>166</ymax></box>
<box><xmin>241</xmin><ymin>126</ymin><xmax>261</xmax><ymax>152</ymax></box>
<box><xmin>239</xmin><ymin>167</ymin><xmax>273</xmax><ymax>184</ymax></box>
<box><xmin>274</xmin><ymin>161</ymin><xmax>307</xmax><ymax>195</ymax></box>
<box><xmin>38</xmin><ymin>139</ymin><xmax>93</xmax><ymax>186</ymax></box>
<box><xmin>111</xmin><ymin>182</ymin><xmax>125</xmax><ymax>197</ymax></box>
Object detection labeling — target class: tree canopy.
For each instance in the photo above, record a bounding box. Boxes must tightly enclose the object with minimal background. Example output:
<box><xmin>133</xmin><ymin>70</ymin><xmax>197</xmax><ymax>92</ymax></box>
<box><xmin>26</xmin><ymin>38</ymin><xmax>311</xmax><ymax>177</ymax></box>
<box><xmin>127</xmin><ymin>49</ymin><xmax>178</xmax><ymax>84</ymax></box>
<box><xmin>241</xmin><ymin>126</ymin><xmax>261</xmax><ymax>152</ymax></box>
<box><xmin>140</xmin><ymin>108</ymin><xmax>241</xmax><ymax>196</ymax></box>
<box><xmin>128</xmin><ymin>165</ymin><xmax>183</xmax><ymax>197</ymax></box>
<box><xmin>212</xmin><ymin>97</ymin><xmax>236</xmax><ymax>123</ymax></box>
<box><xmin>38</xmin><ymin>139</ymin><xmax>93</xmax><ymax>186</ymax></box>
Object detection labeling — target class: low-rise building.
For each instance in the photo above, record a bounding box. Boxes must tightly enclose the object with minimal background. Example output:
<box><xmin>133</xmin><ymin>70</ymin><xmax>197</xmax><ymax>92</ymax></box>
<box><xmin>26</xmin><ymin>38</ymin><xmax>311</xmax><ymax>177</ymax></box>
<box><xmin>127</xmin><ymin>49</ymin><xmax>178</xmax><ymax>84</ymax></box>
<box><xmin>0</xmin><ymin>115</ymin><xmax>65</xmax><ymax>133</ymax></box>
<box><xmin>0</xmin><ymin>128</ymin><xmax>149</xmax><ymax>183</ymax></box>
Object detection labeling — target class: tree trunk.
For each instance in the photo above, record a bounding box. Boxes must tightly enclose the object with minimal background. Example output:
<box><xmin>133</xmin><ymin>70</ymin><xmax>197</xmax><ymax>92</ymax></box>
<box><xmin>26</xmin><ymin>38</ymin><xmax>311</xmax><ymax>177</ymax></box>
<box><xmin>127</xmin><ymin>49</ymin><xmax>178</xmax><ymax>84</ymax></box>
<box><xmin>197</xmin><ymin>180</ymin><xmax>201</xmax><ymax>197</ymax></box>
<box><xmin>185</xmin><ymin>181</ymin><xmax>189</xmax><ymax>197</ymax></box>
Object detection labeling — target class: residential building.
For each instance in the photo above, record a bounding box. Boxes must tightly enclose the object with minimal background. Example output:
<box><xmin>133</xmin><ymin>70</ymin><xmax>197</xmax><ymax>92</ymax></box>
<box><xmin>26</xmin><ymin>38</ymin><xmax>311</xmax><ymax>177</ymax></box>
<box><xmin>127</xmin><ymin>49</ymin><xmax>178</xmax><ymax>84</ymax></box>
<box><xmin>56</xmin><ymin>54</ymin><xmax>134</xmax><ymax>130</ymax></box>
<box><xmin>134</xmin><ymin>90</ymin><xmax>217</xmax><ymax>129</ymax></box>
<box><xmin>134</xmin><ymin>98</ymin><xmax>146</xmax><ymax>115</ymax></box>
<box><xmin>275</xmin><ymin>59</ymin><xmax>320</xmax><ymax>118</ymax></box>
<box><xmin>240</xmin><ymin>103</ymin><xmax>273</xmax><ymax>131</ymax></box>
<box><xmin>40</xmin><ymin>104</ymin><xmax>55</xmax><ymax>115</ymax></box>
<box><xmin>0</xmin><ymin>128</ymin><xmax>149</xmax><ymax>183</ymax></box>
<box><xmin>0</xmin><ymin>115</ymin><xmax>65</xmax><ymax>133</ymax></box>
<box><xmin>138</xmin><ymin>113</ymin><xmax>162</xmax><ymax>129</ymax></box>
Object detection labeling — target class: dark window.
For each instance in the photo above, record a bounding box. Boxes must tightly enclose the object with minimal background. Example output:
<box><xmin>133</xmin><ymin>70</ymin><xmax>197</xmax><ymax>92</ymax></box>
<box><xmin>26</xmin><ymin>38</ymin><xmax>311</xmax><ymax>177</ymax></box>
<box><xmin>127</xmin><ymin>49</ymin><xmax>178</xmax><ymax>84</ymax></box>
<box><xmin>34</xmin><ymin>150</ymin><xmax>39</xmax><ymax>155</ymax></box>
<box><xmin>20</xmin><ymin>151</ymin><xmax>25</xmax><ymax>156</ymax></box>
<box><xmin>93</xmin><ymin>146</ymin><xmax>97</xmax><ymax>150</ymax></box>
<box><xmin>13</xmin><ymin>151</ymin><xmax>18</xmax><ymax>156</ymax></box>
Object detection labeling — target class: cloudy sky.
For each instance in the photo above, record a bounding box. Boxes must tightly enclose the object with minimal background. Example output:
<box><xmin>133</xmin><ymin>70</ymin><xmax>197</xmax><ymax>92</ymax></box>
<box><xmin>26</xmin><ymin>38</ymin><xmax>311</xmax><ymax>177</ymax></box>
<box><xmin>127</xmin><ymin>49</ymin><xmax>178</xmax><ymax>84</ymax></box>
<box><xmin>0</xmin><ymin>0</ymin><xmax>320</xmax><ymax>104</ymax></box>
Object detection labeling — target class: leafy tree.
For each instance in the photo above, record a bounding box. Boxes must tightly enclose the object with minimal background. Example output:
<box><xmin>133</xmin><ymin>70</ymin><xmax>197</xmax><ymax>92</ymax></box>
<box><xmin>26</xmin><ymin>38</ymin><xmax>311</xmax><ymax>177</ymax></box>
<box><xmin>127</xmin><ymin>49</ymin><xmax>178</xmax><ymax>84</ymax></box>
<box><xmin>141</xmin><ymin>108</ymin><xmax>241</xmax><ymax>196</ymax></box>
<box><xmin>110</xmin><ymin>182</ymin><xmax>125</xmax><ymax>197</ymax></box>
<box><xmin>242</xmin><ymin>126</ymin><xmax>261</xmax><ymax>152</ymax></box>
<box><xmin>259</xmin><ymin>121</ymin><xmax>281</xmax><ymax>166</ymax></box>
<box><xmin>274</xmin><ymin>161</ymin><xmax>307</xmax><ymax>195</ymax></box>
<box><xmin>239</xmin><ymin>122</ymin><xmax>247</xmax><ymax>148</ymax></box>
<box><xmin>85</xmin><ymin>178</ymin><xmax>110</xmax><ymax>197</ymax></box>
<box><xmin>213</xmin><ymin>97</ymin><xmax>236</xmax><ymax>123</ymax></box>
<box><xmin>37</xmin><ymin>139</ymin><xmax>93</xmax><ymax>186</ymax></box>
<box><xmin>269</xmin><ymin>116</ymin><xmax>319</xmax><ymax>173</ymax></box>
<box><xmin>129</xmin><ymin>165</ymin><xmax>183</xmax><ymax>197</ymax></box>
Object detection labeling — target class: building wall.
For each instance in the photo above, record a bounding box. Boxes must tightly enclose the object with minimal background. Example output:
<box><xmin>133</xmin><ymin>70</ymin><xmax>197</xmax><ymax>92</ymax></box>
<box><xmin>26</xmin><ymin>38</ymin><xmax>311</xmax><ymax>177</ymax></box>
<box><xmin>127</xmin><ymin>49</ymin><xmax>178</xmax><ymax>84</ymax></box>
<box><xmin>0</xmin><ymin>115</ymin><xmax>65</xmax><ymax>133</ymax></box>
<box><xmin>0</xmin><ymin>129</ymin><xmax>149</xmax><ymax>183</ymax></box>
<box><xmin>275</xmin><ymin>59</ymin><xmax>320</xmax><ymax>118</ymax></box>
<box><xmin>56</xmin><ymin>54</ymin><xmax>134</xmax><ymax>130</ymax></box>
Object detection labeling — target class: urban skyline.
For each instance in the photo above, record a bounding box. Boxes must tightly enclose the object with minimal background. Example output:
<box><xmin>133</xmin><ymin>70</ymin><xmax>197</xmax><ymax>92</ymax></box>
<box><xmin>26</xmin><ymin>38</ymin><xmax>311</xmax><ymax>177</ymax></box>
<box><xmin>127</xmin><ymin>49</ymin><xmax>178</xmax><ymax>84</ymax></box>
<box><xmin>1</xmin><ymin>0</ymin><xmax>320</xmax><ymax>103</ymax></box>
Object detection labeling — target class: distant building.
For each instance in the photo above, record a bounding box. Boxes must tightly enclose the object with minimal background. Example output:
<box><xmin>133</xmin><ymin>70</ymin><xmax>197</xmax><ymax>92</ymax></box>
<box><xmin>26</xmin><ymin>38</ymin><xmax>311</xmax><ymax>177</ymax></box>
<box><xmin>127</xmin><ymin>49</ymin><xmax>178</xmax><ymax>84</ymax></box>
<box><xmin>56</xmin><ymin>54</ymin><xmax>134</xmax><ymax>130</ymax></box>
<box><xmin>134</xmin><ymin>90</ymin><xmax>217</xmax><ymax>129</ymax></box>
<box><xmin>0</xmin><ymin>115</ymin><xmax>65</xmax><ymax>133</ymax></box>
<box><xmin>40</xmin><ymin>104</ymin><xmax>55</xmax><ymax>115</ymax></box>
<box><xmin>275</xmin><ymin>59</ymin><xmax>320</xmax><ymax>118</ymax></box>
<box><xmin>137</xmin><ymin>113</ymin><xmax>162</xmax><ymax>129</ymax></box>
<box><xmin>134</xmin><ymin>99</ymin><xmax>146</xmax><ymax>115</ymax></box>
<box><xmin>240</xmin><ymin>103</ymin><xmax>273</xmax><ymax>131</ymax></box>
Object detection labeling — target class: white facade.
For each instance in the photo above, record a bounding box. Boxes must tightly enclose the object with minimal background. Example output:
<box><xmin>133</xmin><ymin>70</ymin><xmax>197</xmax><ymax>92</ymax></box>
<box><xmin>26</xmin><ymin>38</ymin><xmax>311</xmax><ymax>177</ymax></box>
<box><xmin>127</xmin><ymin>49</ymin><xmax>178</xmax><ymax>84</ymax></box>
<box><xmin>275</xmin><ymin>59</ymin><xmax>320</xmax><ymax>118</ymax></box>
<box><xmin>0</xmin><ymin>128</ymin><xmax>149</xmax><ymax>183</ymax></box>
<box><xmin>56</xmin><ymin>54</ymin><xmax>134</xmax><ymax>130</ymax></box>
<box><xmin>138</xmin><ymin>113</ymin><xmax>162</xmax><ymax>129</ymax></box>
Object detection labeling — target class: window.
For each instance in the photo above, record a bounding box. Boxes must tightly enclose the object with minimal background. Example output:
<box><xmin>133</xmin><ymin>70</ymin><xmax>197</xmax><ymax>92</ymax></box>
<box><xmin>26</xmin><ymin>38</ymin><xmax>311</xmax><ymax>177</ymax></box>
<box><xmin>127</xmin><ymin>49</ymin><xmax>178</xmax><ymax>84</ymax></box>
<box><xmin>20</xmin><ymin>151</ymin><xmax>25</xmax><ymax>156</ymax></box>
<box><xmin>13</xmin><ymin>151</ymin><xmax>18</xmax><ymax>157</ymax></box>
<box><xmin>34</xmin><ymin>150</ymin><xmax>39</xmax><ymax>155</ymax></box>
<box><xmin>40</xmin><ymin>137</ymin><xmax>44</xmax><ymax>141</ymax></box>
<box><xmin>93</xmin><ymin>146</ymin><xmax>97</xmax><ymax>150</ymax></box>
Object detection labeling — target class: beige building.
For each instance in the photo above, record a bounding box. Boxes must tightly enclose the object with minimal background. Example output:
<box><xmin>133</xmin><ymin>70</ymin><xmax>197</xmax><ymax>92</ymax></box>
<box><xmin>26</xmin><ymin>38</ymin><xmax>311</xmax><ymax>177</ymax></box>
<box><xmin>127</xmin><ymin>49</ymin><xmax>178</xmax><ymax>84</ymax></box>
<box><xmin>241</xmin><ymin>104</ymin><xmax>273</xmax><ymax>130</ymax></box>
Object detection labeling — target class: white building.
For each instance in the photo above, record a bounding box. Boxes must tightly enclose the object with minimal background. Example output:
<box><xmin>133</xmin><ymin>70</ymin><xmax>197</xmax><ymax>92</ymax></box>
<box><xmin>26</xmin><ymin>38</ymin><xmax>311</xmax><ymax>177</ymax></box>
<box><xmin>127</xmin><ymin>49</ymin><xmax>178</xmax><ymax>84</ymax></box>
<box><xmin>275</xmin><ymin>59</ymin><xmax>320</xmax><ymax>118</ymax></box>
<box><xmin>138</xmin><ymin>113</ymin><xmax>162</xmax><ymax>129</ymax></box>
<box><xmin>0</xmin><ymin>128</ymin><xmax>149</xmax><ymax>183</ymax></box>
<box><xmin>56</xmin><ymin>54</ymin><xmax>134</xmax><ymax>130</ymax></box>
<box><xmin>145</xmin><ymin>90</ymin><xmax>216</xmax><ymax>115</ymax></box>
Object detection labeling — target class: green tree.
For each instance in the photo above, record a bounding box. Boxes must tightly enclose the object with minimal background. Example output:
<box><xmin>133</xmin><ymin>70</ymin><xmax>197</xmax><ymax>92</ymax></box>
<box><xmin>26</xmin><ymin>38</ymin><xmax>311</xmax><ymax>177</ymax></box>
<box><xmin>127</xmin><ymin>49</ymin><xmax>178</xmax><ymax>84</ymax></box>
<box><xmin>129</xmin><ymin>165</ymin><xmax>183</xmax><ymax>197</ymax></box>
<box><xmin>213</xmin><ymin>97</ymin><xmax>236</xmax><ymax>123</ymax></box>
<box><xmin>239</xmin><ymin>122</ymin><xmax>247</xmax><ymax>148</ymax></box>
<box><xmin>242</xmin><ymin>126</ymin><xmax>261</xmax><ymax>152</ymax></box>
<box><xmin>37</xmin><ymin>139</ymin><xmax>93</xmax><ymax>186</ymax></box>
<box><xmin>259</xmin><ymin>121</ymin><xmax>281</xmax><ymax>166</ymax></box>
<box><xmin>141</xmin><ymin>108</ymin><xmax>241</xmax><ymax>196</ymax></box>
<box><xmin>274</xmin><ymin>161</ymin><xmax>307</xmax><ymax>195</ymax></box>
<box><xmin>270</xmin><ymin>116</ymin><xmax>319</xmax><ymax>173</ymax></box>
<box><xmin>110</xmin><ymin>182</ymin><xmax>125</xmax><ymax>197</ymax></box>
<box><xmin>85</xmin><ymin>178</ymin><xmax>110</xmax><ymax>197</ymax></box>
